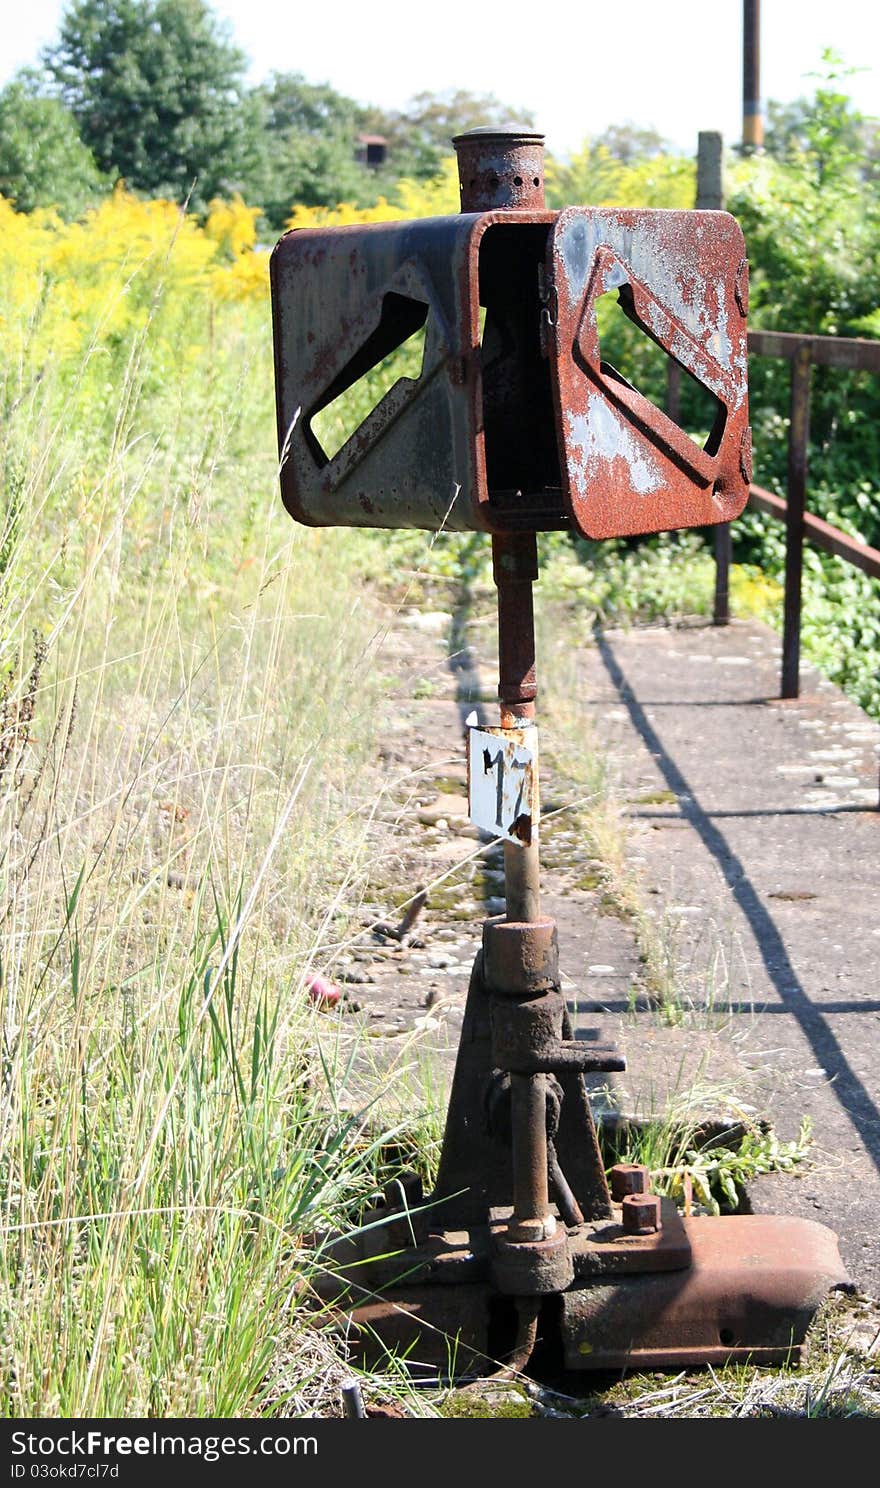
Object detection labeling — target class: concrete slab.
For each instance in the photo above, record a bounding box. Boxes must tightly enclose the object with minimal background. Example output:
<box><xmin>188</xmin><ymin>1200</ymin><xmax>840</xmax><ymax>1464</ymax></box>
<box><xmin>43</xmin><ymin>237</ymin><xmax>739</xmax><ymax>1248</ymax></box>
<box><xmin>577</xmin><ymin>618</ymin><xmax>880</xmax><ymax>1293</ymax></box>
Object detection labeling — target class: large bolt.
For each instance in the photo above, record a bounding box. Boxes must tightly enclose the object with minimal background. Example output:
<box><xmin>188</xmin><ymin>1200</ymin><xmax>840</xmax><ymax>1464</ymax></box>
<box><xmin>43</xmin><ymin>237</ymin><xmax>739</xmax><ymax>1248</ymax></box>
<box><xmin>610</xmin><ymin>1163</ymin><xmax>650</xmax><ymax>1201</ymax></box>
<box><xmin>621</xmin><ymin>1193</ymin><xmax>661</xmax><ymax>1235</ymax></box>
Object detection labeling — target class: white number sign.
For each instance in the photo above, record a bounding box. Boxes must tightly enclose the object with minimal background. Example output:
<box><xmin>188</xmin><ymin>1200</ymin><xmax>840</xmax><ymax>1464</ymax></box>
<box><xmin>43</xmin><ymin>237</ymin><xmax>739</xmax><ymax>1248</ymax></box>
<box><xmin>466</xmin><ymin>716</ymin><xmax>538</xmax><ymax>847</ymax></box>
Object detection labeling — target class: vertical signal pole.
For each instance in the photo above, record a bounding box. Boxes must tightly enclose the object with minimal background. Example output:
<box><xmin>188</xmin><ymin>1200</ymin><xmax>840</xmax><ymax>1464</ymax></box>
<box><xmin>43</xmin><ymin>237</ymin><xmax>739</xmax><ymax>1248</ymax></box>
<box><xmin>453</xmin><ymin>128</ymin><xmax>546</xmax><ymax>925</ymax></box>
<box><xmin>743</xmin><ymin>0</ymin><xmax>764</xmax><ymax>153</ymax></box>
<box><xmin>454</xmin><ymin>129</ymin><xmax>552</xmax><ymax>1240</ymax></box>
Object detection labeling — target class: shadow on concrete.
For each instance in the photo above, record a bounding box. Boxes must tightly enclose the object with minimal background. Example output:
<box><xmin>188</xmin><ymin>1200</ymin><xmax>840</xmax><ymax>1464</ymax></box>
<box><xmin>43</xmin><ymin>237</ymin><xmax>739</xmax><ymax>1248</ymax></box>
<box><xmin>630</xmin><ymin>806</ymin><xmax>874</xmax><ymax>820</ymax></box>
<box><xmin>595</xmin><ymin>628</ymin><xmax>880</xmax><ymax>1174</ymax></box>
<box><xmin>571</xmin><ymin>999</ymin><xmax>880</xmax><ymax>1017</ymax></box>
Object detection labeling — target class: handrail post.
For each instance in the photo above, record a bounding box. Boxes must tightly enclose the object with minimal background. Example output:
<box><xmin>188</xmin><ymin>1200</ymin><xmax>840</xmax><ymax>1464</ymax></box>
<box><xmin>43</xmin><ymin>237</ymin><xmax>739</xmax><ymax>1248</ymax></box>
<box><xmin>713</xmin><ymin>523</ymin><xmax>732</xmax><ymax>625</ymax></box>
<box><xmin>781</xmin><ymin>344</ymin><xmax>812</xmax><ymax>698</ymax></box>
<box><xmin>694</xmin><ymin>129</ymin><xmax>732</xmax><ymax>626</ymax></box>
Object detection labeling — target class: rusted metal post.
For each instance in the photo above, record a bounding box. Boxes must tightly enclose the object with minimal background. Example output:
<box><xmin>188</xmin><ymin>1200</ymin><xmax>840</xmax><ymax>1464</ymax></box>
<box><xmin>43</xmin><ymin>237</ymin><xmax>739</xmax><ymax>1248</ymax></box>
<box><xmin>508</xmin><ymin>1072</ymin><xmax>553</xmax><ymax>1242</ymax></box>
<box><xmin>455</xmin><ymin>131</ymin><xmax>551</xmax><ymax>1242</ymax></box>
<box><xmin>782</xmin><ymin>345</ymin><xmax>812</xmax><ymax>697</ymax></box>
<box><xmin>695</xmin><ymin>130</ymin><xmax>733</xmax><ymax>625</ymax></box>
<box><xmin>742</xmin><ymin>0</ymin><xmax>764</xmax><ymax>153</ymax></box>
<box><xmin>492</xmin><ymin>533</ymin><xmax>541</xmax><ymax>921</ymax></box>
<box><xmin>454</xmin><ymin>132</ymin><xmax>546</xmax><ymax>927</ymax></box>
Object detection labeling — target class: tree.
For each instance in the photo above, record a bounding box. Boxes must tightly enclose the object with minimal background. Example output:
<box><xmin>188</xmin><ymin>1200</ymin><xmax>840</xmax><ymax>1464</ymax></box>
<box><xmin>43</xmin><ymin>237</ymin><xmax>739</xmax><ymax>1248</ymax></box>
<box><xmin>763</xmin><ymin>52</ymin><xmax>880</xmax><ymax>184</ymax></box>
<box><xmin>246</xmin><ymin>73</ymin><xmax>379</xmax><ymax>228</ymax></box>
<box><xmin>259</xmin><ymin>73</ymin><xmax>366</xmax><ymax>140</ymax></box>
<box><xmin>593</xmin><ymin>122</ymin><xmax>668</xmax><ymax>164</ymax></box>
<box><xmin>44</xmin><ymin>0</ymin><xmax>252</xmax><ymax>209</ymax></box>
<box><xmin>0</xmin><ymin>69</ymin><xmax>108</xmax><ymax>215</ymax></box>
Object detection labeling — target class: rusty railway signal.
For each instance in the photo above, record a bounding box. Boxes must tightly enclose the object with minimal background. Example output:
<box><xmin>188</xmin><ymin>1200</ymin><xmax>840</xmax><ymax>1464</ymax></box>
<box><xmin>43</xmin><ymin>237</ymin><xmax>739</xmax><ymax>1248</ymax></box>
<box><xmin>271</xmin><ymin>132</ymin><xmax>750</xmax><ymax>541</ymax></box>
<box><xmin>270</xmin><ymin>128</ymin><xmax>848</xmax><ymax>1378</ymax></box>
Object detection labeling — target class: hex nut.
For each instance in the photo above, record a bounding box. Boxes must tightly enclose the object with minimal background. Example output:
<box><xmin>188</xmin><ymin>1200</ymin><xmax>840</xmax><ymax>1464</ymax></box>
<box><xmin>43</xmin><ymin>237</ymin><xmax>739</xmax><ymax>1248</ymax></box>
<box><xmin>506</xmin><ymin>1214</ymin><xmax>558</xmax><ymax>1244</ymax></box>
<box><xmin>621</xmin><ymin>1193</ymin><xmax>661</xmax><ymax>1235</ymax></box>
<box><xmin>610</xmin><ymin>1163</ymin><xmax>650</xmax><ymax>1201</ymax></box>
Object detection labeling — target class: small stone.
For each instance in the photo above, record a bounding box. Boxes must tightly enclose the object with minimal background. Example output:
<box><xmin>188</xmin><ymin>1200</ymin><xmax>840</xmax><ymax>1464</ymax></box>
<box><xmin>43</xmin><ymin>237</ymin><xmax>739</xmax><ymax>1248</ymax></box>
<box><xmin>402</xmin><ymin>610</ymin><xmax>452</xmax><ymax>633</ymax></box>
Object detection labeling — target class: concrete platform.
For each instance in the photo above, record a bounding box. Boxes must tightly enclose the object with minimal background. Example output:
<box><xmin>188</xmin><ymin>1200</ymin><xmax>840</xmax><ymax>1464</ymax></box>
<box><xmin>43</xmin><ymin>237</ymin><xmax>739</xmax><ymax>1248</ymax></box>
<box><xmin>577</xmin><ymin>618</ymin><xmax>880</xmax><ymax>1293</ymax></box>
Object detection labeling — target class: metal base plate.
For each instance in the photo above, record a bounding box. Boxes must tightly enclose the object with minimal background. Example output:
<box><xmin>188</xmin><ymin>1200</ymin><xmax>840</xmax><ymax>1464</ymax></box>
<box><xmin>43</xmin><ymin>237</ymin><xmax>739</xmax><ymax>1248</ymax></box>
<box><xmin>336</xmin><ymin>1214</ymin><xmax>849</xmax><ymax>1376</ymax></box>
<box><xmin>561</xmin><ymin>1214</ymin><xmax>850</xmax><ymax>1370</ymax></box>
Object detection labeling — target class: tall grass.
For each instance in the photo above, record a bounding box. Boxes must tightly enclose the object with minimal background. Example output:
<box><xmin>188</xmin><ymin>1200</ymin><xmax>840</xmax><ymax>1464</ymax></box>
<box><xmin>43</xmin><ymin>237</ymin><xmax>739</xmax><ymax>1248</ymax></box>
<box><xmin>0</xmin><ymin>195</ymin><xmax>411</xmax><ymax>1415</ymax></box>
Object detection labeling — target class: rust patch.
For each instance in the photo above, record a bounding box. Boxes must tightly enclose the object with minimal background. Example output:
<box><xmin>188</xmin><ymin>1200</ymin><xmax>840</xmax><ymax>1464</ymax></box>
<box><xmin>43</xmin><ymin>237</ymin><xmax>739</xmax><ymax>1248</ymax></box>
<box><xmin>510</xmin><ymin>811</ymin><xmax>532</xmax><ymax>844</ymax></box>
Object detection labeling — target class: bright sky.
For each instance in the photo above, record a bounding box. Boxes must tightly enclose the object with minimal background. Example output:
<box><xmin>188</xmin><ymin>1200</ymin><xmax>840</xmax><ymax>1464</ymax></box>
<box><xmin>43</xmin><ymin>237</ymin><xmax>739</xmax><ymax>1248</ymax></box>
<box><xmin>2</xmin><ymin>0</ymin><xmax>878</xmax><ymax>157</ymax></box>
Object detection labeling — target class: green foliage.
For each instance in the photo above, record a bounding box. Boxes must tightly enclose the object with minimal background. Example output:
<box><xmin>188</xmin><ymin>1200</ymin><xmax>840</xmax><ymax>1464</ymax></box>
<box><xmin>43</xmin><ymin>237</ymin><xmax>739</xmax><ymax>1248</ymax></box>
<box><xmin>727</xmin><ymin>56</ymin><xmax>880</xmax><ymax>501</ymax></box>
<box><xmin>0</xmin><ymin>189</ymin><xmax>418</xmax><ymax>1412</ymax></box>
<box><xmin>310</xmin><ymin>329</ymin><xmax>427</xmax><ymax>462</ymax></box>
<box><xmin>545</xmin><ymin>140</ymin><xmax>694</xmax><ymax>209</ymax></box>
<box><xmin>541</xmin><ymin>531</ymin><xmax>714</xmax><ymax>623</ymax></box>
<box><xmin>763</xmin><ymin>50</ymin><xmax>878</xmax><ymax>182</ymax></box>
<box><xmin>593</xmin><ymin>121</ymin><xmax>669</xmax><ymax>164</ymax></box>
<box><xmin>440</xmin><ymin>1388</ymin><xmax>532</xmax><ymax>1418</ymax></box>
<box><xmin>44</xmin><ymin>0</ymin><xmax>251</xmax><ymax>210</ymax></box>
<box><xmin>246</xmin><ymin>73</ymin><xmax>379</xmax><ymax>229</ymax></box>
<box><xmin>604</xmin><ymin>1116</ymin><xmax>814</xmax><ymax>1216</ymax></box>
<box><xmin>0</xmin><ymin>70</ymin><xmax>109</xmax><ymax>217</ymax></box>
<box><xmin>727</xmin><ymin>158</ymin><xmax>879</xmax><ymax>342</ymax></box>
<box><xmin>715</xmin><ymin>62</ymin><xmax>880</xmax><ymax>718</ymax></box>
<box><xmin>671</xmin><ymin>1119</ymin><xmax>814</xmax><ymax>1216</ymax></box>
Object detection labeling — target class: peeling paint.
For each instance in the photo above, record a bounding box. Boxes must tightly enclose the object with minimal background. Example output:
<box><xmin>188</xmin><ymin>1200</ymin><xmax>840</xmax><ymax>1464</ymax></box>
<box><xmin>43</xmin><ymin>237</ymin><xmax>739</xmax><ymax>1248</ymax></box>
<box><xmin>565</xmin><ymin>402</ymin><xmax>662</xmax><ymax>496</ymax></box>
<box><xmin>549</xmin><ymin>206</ymin><xmax>750</xmax><ymax>538</ymax></box>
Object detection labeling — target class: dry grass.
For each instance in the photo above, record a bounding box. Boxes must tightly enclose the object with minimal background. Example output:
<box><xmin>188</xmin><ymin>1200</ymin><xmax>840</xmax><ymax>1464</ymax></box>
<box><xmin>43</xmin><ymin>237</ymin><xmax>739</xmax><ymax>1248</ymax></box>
<box><xmin>0</xmin><ymin>220</ymin><xmax>437</xmax><ymax>1416</ymax></box>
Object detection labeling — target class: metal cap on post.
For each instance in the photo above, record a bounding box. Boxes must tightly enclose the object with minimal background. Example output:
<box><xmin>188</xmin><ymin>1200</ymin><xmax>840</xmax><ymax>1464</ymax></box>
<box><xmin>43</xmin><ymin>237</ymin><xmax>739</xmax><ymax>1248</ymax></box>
<box><xmin>453</xmin><ymin>126</ymin><xmax>546</xmax><ymax>212</ymax></box>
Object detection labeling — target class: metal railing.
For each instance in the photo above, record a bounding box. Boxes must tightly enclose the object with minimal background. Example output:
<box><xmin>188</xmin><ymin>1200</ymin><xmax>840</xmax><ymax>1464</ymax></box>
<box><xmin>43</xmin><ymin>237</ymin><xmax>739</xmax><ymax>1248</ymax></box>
<box><xmin>679</xmin><ymin>330</ymin><xmax>880</xmax><ymax>699</ymax></box>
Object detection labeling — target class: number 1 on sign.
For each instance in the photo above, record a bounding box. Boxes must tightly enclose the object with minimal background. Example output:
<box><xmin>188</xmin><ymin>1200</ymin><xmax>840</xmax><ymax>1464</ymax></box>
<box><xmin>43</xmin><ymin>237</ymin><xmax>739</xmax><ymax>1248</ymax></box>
<box><xmin>483</xmin><ymin>746</ymin><xmax>528</xmax><ymax>831</ymax></box>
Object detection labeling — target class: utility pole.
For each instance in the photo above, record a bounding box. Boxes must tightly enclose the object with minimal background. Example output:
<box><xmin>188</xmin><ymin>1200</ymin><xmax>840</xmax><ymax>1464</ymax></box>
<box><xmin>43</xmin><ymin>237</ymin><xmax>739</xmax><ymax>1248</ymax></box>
<box><xmin>742</xmin><ymin>0</ymin><xmax>764</xmax><ymax>152</ymax></box>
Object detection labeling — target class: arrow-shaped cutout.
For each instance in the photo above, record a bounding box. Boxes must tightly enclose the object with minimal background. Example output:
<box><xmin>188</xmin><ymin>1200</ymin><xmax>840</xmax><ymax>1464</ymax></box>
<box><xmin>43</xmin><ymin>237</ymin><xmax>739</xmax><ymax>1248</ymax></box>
<box><xmin>573</xmin><ymin>250</ymin><xmax>731</xmax><ymax>486</ymax></box>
